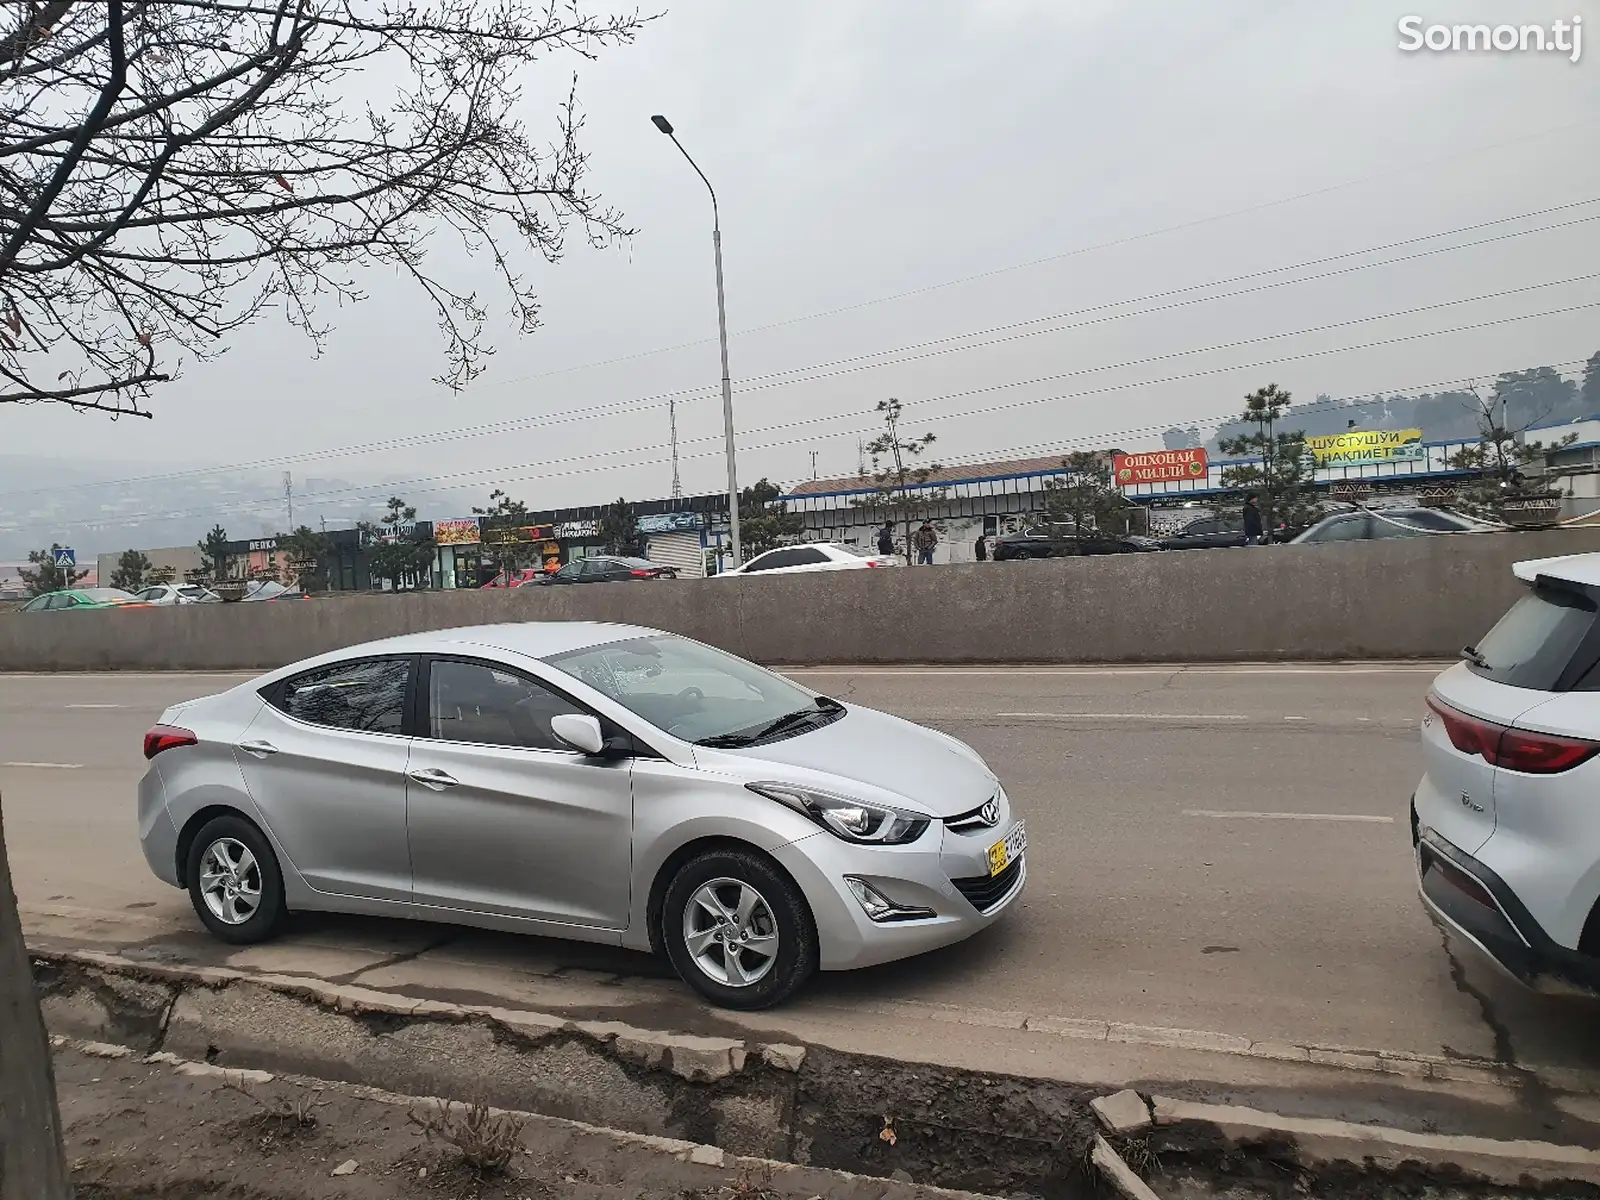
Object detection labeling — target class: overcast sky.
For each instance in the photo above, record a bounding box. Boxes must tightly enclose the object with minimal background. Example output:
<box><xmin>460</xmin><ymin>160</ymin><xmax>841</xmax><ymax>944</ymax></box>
<box><xmin>6</xmin><ymin>0</ymin><xmax>1600</xmax><ymax>522</ymax></box>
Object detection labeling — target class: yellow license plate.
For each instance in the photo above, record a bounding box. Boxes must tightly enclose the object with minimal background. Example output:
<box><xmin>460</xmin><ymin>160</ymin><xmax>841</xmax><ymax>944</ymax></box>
<box><xmin>987</xmin><ymin>822</ymin><xmax>1027</xmax><ymax>876</ymax></box>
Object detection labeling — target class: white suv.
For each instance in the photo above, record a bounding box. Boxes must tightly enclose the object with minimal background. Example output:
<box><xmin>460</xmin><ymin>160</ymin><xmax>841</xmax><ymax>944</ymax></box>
<box><xmin>1415</xmin><ymin>552</ymin><xmax>1600</xmax><ymax>994</ymax></box>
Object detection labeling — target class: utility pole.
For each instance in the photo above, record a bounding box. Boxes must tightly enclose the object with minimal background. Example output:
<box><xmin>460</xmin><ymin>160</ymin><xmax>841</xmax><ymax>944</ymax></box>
<box><xmin>810</xmin><ymin>450</ymin><xmax>819</xmax><ymax>481</ymax></box>
<box><xmin>283</xmin><ymin>472</ymin><xmax>294</xmax><ymax>530</ymax></box>
<box><xmin>669</xmin><ymin>393</ymin><xmax>683</xmax><ymax>501</ymax></box>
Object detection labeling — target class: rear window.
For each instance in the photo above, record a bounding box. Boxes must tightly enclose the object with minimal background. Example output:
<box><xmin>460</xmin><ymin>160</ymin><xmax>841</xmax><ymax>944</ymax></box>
<box><xmin>1468</xmin><ymin>584</ymin><xmax>1598</xmax><ymax>691</ymax></box>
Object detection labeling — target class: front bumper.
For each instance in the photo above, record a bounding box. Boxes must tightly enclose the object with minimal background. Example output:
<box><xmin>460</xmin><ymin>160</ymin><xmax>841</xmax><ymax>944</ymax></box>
<box><xmin>773</xmin><ymin>821</ymin><xmax>1026</xmax><ymax>971</ymax></box>
<box><xmin>1414</xmin><ymin>809</ymin><xmax>1600</xmax><ymax>995</ymax></box>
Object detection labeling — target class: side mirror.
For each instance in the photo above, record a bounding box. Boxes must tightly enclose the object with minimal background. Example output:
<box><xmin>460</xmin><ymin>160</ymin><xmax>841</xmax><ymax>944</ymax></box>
<box><xmin>550</xmin><ymin>713</ymin><xmax>606</xmax><ymax>756</ymax></box>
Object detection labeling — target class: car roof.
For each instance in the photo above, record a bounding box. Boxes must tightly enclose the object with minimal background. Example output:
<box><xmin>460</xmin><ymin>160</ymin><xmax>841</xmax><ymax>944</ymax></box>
<box><xmin>1513</xmin><ymin>553</ymin><xmax>1600</xmax><ymax>588</ymax></box>
<box><xmin>262</xmin><ymin>621</ymin><xmax>665</xmax><ymax>678</ymax></box>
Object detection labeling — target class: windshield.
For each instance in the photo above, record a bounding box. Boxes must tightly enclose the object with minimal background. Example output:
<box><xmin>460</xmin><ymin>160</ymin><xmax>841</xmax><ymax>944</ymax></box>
<box><xmin>545</xmin><ymin>634</ymin><xmax>833</xmax><ymax>745</ymax></box>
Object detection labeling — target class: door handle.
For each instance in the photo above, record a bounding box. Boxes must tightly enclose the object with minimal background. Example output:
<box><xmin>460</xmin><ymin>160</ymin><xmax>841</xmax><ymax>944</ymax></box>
<box><xmin>237</xmin><ymin>739</ymin><xmax>279</xmax><ymax>758</ymax></box>
<box><xmin>406</xmin><ymin>768</ymin><xmax>459</xmax><ymax>790</ymax></box>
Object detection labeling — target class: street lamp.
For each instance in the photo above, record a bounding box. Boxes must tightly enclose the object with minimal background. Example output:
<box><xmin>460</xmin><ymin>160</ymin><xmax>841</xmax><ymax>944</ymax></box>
<box><xmin>651</xmin><ymin>113</ymin><xmax>742</xmax><ymax>568</ymax></box>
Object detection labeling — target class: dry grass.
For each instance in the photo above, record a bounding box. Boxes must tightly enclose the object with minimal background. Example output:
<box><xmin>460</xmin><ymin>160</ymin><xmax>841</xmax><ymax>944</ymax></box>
<box><xmin>408</xmin><ymin>1099</ymin><xmax>527</xmax><ymax>1176</ymax></box>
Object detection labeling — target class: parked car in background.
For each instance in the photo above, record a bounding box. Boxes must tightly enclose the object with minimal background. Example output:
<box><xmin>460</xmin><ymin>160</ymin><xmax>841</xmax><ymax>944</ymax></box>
<box><xmin>991</xmin><ymin>524</ymin><xmax>1162</xmax><ymax>560</ymax></box>
<box><xmin>718</xmin><ymin>543</ymin><xmax>897</xmax><ymax>577</ymax></box>
<box><xmin>237</xmin><ymin>579</ymin><xmax>303</xmax><ymax>601</ymax></box>
<box><xmin>1415</xmin><ymin>552</ymin><xmax>1600</xmax><ymax>995</ymax></box>
<box><xmin>1290</xmin><ymin>507</ymin><xmax>1489</xmax><ymax>544</ymax></box>
<box><xmin>134</xmin><ymin>582</ymin><xmax>221</xmax><ymax>605</ymax></box>
<box><xmin>20</xmin><ymin>587</ymin><xmax>150</xmax><ymax>612</ymax></box>
<box><xmin>524</xmin><ymin>556</ymin><xmax>677</xmax><ymax>585</ymax></box>
<box><xmin>137</xmin><ymin>622</ymin><xmax>1025</xmax><ymax>1008</ymax></box>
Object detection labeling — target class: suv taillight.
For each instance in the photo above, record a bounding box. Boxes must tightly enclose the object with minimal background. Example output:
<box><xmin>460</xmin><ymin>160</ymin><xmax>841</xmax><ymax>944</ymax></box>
<box><xmin>1426</xmin><ymin>695</ymin><xmax>1599</xmax><ymax>774</ymax></box>
<box><xmin>143</xmin><ymin>725</ymin><xmax>197</xmax><ymax>759</ymax></box>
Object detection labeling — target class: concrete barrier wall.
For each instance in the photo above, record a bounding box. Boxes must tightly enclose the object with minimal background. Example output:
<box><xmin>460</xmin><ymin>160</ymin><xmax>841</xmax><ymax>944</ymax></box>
<box><xmin>4</xmin><ymin>528</ymin><xmax>1600</xmax><ymax>672</ymax></box>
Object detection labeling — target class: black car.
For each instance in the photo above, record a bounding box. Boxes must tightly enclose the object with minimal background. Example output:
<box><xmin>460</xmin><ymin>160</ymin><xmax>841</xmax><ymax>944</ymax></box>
<box><xmin>523</xmin><ymin>556</ymin><xmax>678</xmax><ymax>585</ymax></box>
<box><xmin>1158</xmin><ymin>514</ymin><xmax>1296</xmax><ymax>550</ymax></box>
<box><xmin>991</xmin><ymin>524</ymin><xmax>1163</xmax><ymax>560</ymax></box>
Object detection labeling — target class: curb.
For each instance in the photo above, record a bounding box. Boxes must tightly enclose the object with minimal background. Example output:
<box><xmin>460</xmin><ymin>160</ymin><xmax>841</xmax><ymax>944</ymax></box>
<box><xmin>1149</xmin><ymin>1094</ymin><xmax>1600</xmax><ymax>1186</ymax></box>
<box><xmin>49</xmin><ymin>1034</ymin><xmax>997</xmax><ymax>1200</ymax></box>
<box><xmin>41</xmin><ymin>947</ymin><xmax>785</xmax><ymax>1083</ymax></box>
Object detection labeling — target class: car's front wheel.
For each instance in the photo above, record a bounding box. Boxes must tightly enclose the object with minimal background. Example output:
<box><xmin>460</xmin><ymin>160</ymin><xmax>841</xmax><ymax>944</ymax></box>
<box><xmin>662</xmin><ymin>848</ymin><xmax>817</xmax><ymax>1010</ymax></box>
<box><xmin>185</xmin><ymin>814</ymin><xmax>287</xmax><ymax>944</ymax></box>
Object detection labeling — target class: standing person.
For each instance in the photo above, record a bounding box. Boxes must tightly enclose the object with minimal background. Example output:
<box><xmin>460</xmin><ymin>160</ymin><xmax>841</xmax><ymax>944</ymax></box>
<box><xmin>974</xmin><ymin>532</ymin><xmax>988</xmax><ymax>562</ymax></box>
<box><xmin>877</xmin><ymin>522</ymin><xmax>895</xmax><ymax>557</ymax></box>
<box><xmin>1242</xmin><ymin>492</ymin><xmax>1264</xmax><ymax>546</ymax></box>
<box><xmin>913</xmin><ymin>520</ymin><xmax>938</xmax><ymax>565</ymax></box>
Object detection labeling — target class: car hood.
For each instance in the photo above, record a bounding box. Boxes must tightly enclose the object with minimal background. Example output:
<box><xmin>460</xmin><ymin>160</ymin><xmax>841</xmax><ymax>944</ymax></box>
<box><xmin>713</xmin><ymin>704</ymin><xmax>999</xmax><ymax>818</ymax></box>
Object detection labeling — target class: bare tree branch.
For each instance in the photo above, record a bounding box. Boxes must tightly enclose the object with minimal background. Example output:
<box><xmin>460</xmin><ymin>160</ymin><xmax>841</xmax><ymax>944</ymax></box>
<box><xmin>0</xmin><ymin>0</ymin><xmax>651</xmax><ymax>413</ymax></box>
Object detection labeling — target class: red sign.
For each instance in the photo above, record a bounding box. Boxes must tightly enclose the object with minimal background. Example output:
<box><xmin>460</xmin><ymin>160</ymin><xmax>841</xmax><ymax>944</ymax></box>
<box><xmin>1113</xmin><ymin>448</ymin><xmax>1208</xmax><ymax>485</ymax></box>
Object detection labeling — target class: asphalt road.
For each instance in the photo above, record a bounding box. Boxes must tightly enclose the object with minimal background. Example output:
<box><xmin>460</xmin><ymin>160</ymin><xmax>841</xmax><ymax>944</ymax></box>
<box><xmin>6</xmin><ymin>664</ymin><xmax>1600</xmax><ymax>1128</ymax></box>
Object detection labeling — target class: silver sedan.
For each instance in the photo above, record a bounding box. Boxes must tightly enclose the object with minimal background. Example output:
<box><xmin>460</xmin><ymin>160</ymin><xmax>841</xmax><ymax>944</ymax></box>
<box><xmin>137</xmin><ymin>623</ymin><xmax>1026</xmax><ymax>1008</ymax></box>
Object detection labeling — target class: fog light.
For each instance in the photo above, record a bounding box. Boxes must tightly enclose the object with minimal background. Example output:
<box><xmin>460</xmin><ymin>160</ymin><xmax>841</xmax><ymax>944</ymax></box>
<box><xmin>845</xmin><ymin>877</ymin><xmax>935</xmax><ymax>923</ymax></box>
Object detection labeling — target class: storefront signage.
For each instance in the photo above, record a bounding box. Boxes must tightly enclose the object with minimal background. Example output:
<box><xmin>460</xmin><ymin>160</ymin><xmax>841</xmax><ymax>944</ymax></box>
<box><xmin>636</xmin><ymin>513</ymin><xmax>703</xmax><ymax>534</ymax></box>
<box><xmin>247</xmin><ymin>538</ymin><xmax>278</xmax><ymax>552</ymax></box>
<box><xmin>556</xmin><ymin>520</ymin><xmax>600</xmax><ymax>538</ymax></box>
<box><xmin>1113</xmin><ymin>449</ymin><xmax>1208</xmax><ymax>485</ymax></box>
<box><xmin>433</xmin><ymin>518</ymin><xmax>481</xmax><ymax>546</ymax></box>
<box><xmin>481</xmin><ymin>524</ymin><xmax>552</xmax><ymax>545</ymax></box>
<box><xmin>1305</xmin><ymin>429</ymin><xmax>1424</xmax><ymax>466</ymax></box>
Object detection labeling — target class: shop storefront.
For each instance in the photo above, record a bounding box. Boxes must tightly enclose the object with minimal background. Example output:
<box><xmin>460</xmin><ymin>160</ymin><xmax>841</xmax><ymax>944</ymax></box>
<box><xmin>431</xmin><ymin>518</ymin><xmax>482</xmax><ymax>589</ymax></box>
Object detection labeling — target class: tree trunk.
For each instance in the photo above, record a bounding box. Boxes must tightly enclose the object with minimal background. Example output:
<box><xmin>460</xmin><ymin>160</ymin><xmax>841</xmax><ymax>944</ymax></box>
<box><xmin>0</xmin><ymin>791</ymin><xmax>72</xmax><ymax>1199</ymax></box>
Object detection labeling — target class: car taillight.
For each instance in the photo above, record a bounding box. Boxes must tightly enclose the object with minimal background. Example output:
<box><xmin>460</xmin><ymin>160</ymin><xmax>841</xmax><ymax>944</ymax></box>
<box><xmin>1495</xmin><ymin>727</ymin><xmax>1600</xmax><ymax>774</ymax></box>
<box><xmin>1426</xmin><ymin>695</ymin><xmax>1599</xmax><ymax>774</ymax></box>
<box><xmin>143</xmin><ymin>725</ymin><xmax>197</xmax><ymax>759</ymax></box>
<box><xmin>631</xmin><ymin>569</ymin><xmax>654</xmax><ymax>578</ymax></box>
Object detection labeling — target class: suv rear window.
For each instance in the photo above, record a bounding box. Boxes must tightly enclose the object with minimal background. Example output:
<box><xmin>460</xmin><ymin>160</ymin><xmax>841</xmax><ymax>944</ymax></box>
<box><xmin>1468</xmin><ymin>584</ymin><xmax>1599</xmax><ymax>691</ymax></box>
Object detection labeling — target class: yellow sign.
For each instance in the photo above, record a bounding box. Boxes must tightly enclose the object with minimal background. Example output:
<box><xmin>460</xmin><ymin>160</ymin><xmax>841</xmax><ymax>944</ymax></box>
<box><xmin>1305</xmin><ymin>428</ymin><xmax>1424</xmax><ymax>466</ymax></box>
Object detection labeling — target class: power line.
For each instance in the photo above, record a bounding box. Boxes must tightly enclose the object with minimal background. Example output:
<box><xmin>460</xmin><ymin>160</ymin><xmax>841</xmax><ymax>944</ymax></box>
<box><xmin>44</xmin><ymin>296</ymin><xmax>1599</xmax><ymax>532</ymax></box>
<box><xmin>4</xmin><ymin>196</ymin><xmax>1596</xmax><ymax>503</ymax></box>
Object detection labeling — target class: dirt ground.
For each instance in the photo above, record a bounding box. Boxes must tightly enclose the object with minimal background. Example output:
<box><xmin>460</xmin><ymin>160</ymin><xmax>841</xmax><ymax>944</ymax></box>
<box><xmin>52</xmin><ymin>1045</ymin><xmax>939</xmax><ymax>1200</ymax></box>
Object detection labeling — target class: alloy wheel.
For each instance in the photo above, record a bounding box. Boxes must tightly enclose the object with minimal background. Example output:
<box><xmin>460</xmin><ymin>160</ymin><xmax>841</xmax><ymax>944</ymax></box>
<box><xmin>198</xmin><ymin>837</ymin><xmax>262</xmax><ymax>926</ymax></box>
<box><xmin>682</xmin><ymin>878</ymin><xmax>779</xmax><ymax>987</ymax></box>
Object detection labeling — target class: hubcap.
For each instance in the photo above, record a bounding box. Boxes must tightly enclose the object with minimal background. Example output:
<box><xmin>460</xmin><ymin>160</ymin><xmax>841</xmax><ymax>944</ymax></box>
<box><xmin>198</xmin><ymin>837</ymin><xmax>262</xmax><ymax>926</ymax></box>
<box><xmin>683</xmin><ymin>878</ymin><xmax>779</xmax><ymax>987</ymax></box>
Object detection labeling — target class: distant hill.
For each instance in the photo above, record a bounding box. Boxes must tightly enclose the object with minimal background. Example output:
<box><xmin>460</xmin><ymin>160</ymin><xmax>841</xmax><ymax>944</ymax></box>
<box><xmin>1207</xmin><ymin>362</ymin><xmax>1593</xmax><ymax>453</ymax></box>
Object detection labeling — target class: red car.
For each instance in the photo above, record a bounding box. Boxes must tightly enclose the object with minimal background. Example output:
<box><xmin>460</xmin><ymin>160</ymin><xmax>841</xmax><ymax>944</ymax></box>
<box><xmin>481</xmin><ymin>567</ymin><xmax>545</xmax><ymax>589</ymax></box>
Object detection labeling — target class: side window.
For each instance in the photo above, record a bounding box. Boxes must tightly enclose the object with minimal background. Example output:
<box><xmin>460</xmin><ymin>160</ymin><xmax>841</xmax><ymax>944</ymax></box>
<box><xmin>22</xmin><ymin>595</ymin><xmax>48</xmax><ymax>612</ymax></box>
<box><xmin>427</xmin><ymin>659</ymin><xmax>585</xmax><ymax>752</ymax></box>
<box><xmin>787</xmin><ymin>548</ymin><xmax>829</xmax><ymax>566</ymax></box>
<box><xmin>50</xmin><ymin>594</ymin><xmax>78</xmax><ymax>609</ymax></box>
<box><xmin>580</xmin><ymin>559</ymin><xmax>613</xmax><ymax>577</ymax></box>
<box><xmin>1185</xmin><ymin>520</ymin><xmax>1217</xmax><ymax>536</ymax></box>
<box><xmin>742</xmin><ymin>550</ymin><xmax>783</xmax><ymax>573</ymax></box>
<box><xmin>137</xmin><ymin>588</ymin><xmax>161</xmax><ymax>601</ymax></box>
<box><xmin>1370</xmin><ymin>513</ymin><xmax>1430</xmax><ymax>539</ymax></box>
<box><xmin>1313</xmin><ymin>516</ymin><xmax>1372</xmax><ymax>542</ymax></box>
<box><xmin>555</xmin><ymin>560</ymin><xmax>583</xmax><ymax>580</ymax></box>
<box><xmin>275</xmin><ymin>658</ymin><xmax>411</xmax><ymax>734</ymax></box>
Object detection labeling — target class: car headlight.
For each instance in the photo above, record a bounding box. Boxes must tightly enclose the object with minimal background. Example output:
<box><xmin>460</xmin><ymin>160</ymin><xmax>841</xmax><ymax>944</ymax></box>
<box><xmin>746</xmin><ymin>782</ymin><xmax>930</xmax><ymax>845</ymax></box>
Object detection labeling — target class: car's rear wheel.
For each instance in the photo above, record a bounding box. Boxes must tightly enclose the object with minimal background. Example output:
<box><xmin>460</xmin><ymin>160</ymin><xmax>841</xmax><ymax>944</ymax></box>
<box><xmin>185</xmin><ymin>815</ymin><xmax>286</xmax><ymax>944</ymax></box>
<box><xmin>662</xmin><ymin>848</ymin><xmax>817</xmax><ymax>1010</ymax></box>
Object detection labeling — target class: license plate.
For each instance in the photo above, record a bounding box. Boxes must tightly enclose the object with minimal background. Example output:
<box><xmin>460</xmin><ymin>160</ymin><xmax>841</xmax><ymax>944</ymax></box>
<box><xmin>987</xmin><ymin>823</ymin><xmax>1027</xmax><ymax>877</ymax></box>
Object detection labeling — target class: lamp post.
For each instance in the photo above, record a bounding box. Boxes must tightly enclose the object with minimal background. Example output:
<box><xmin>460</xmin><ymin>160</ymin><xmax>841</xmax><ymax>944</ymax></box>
<box><xmin>651</xmin><ymin>113</ymin><xmax>742</xmax><ymax>568</ymax></box>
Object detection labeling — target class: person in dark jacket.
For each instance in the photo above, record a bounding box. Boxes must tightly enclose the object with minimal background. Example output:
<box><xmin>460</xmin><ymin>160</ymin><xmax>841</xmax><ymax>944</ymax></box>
<box><xmin>877</xmin><ymin>522</ymin><xmax>895</xmax><ymax>556</ymax></box>
<box><xmin>975</xmin><ymin>533</ymin><xmax>988</xmax><ymax>562</ymax></box>
<box><xmin>1242</xmin><ymin>493</ymin><xmax>1264</xmax><ymax>545</ymax></box>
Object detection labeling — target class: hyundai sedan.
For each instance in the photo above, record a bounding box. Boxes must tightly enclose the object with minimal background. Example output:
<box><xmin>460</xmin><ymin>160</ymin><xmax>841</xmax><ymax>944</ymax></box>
<box><xmin>138</xmin><ymin>623</ymin><xmax>1026</xmax><ymax>1008</ymax></box>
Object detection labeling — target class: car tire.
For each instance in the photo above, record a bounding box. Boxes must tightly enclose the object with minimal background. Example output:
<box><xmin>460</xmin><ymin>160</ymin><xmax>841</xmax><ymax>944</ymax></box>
<box><xmin>185</xmin><ymin>814</ymin><xmax>287</xmax><ymax>945</ymax></box>
<box><xmin>661</xmin><ymin>847</ymin><xmax>817</xmax><ymax>1010</ymax></box>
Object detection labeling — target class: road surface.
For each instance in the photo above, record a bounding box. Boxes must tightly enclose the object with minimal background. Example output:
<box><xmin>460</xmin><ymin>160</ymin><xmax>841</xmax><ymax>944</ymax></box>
<box><xmin>6</xmin><ymin>664</ymin><xmax>1600</xmax><ymax>1135</ymax></box>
